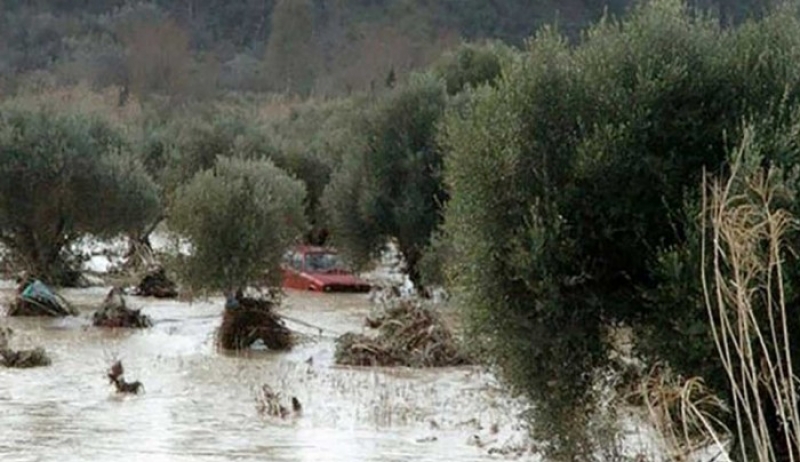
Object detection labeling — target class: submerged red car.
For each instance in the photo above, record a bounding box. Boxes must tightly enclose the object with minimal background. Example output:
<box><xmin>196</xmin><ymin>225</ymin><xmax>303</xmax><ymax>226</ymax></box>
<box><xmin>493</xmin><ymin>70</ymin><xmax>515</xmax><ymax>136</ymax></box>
<box><xmin>281</xmin><ymin>246</ymin><xmax>372</xmax><ymax>293</ymax></box>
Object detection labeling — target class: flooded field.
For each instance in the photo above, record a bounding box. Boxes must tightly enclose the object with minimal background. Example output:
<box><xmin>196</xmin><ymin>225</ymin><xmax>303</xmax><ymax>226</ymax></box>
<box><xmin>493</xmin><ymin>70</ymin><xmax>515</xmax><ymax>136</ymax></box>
<box><xmin>0</xmin><ymin>285</ymin><xmax>535</xmax><ymax>462</ymax></box>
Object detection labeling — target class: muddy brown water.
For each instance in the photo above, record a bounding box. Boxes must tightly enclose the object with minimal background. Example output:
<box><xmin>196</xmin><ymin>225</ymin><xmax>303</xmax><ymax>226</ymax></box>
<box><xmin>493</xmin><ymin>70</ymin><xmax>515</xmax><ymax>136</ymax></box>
<box><xmin>0</xmin><ymin>284</ymin><xmax>534</xmax><ymax>462</ymax></box>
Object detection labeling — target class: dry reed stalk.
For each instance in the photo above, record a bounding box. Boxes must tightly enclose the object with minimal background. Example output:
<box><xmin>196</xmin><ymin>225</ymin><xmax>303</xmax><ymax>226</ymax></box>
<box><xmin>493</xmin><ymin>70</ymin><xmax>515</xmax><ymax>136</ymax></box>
<box><xmin>701</xmin><ymin>131</ymin><xmax>800</xmax><ymax>462</ymax></box>
<box><xmin>641</xmin><ymin>366</ymin><xmax>730</xmax><ymax>461</ymax></box>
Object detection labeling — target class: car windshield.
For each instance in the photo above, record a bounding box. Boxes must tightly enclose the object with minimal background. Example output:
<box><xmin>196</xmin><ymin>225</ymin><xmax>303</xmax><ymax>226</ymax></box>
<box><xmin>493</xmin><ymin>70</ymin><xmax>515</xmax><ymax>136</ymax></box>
<box><xmin>305</xmin><ymin>252</ymin><xmax>346</xmax><ymax>272</ymax></box>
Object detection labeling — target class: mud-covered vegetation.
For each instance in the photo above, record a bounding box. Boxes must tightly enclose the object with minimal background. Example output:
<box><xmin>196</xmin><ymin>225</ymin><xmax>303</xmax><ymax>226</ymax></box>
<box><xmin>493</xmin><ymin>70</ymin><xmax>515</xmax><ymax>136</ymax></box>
<box><xmin>133</xmin><ymin>267</ymin><xmax>178</xmax><ymax>298</ymax></box>
<box><xmin>335</xmin><ymin>300</ymin><xmax>469</xmax><ymax>367</ymax></box>
<box><xmin>0</xmin><ymin>327</ymin><xmax>51</xmax><ymax>368</ymax></box>
<box><xmin>217</xmin><ymin>294</ymin><xmax>294</xmax><ymax>351</ymax></box>
<box><xmin>92</xmin><ymin>287</ymin><xmax>152</xmax><ymax>328</ymax></box>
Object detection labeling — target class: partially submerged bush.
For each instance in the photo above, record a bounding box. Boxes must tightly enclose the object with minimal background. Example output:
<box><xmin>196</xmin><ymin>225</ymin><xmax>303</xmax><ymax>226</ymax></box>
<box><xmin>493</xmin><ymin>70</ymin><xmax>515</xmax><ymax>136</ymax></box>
<box><xmin>107</xmin><ymin>360</ymin><xmax>143</xmax><ymax>394</ymax></box>
<box><xmin>133</xmin><ymin>266</ymin><xmax>178</xmax><ymax>298</ymax></box>
<box><xmin>0</xmin><ymin>347</ymin><xmax>51</xmax><ymax>368</ymax></box>
<box><xmin>92</xmin><ymin>287</ymin><xmax>152</xmax><ymax>328</ymax></box>
<box><xmin>255</xmin><ymin>384</ymin><xmax>302</xmax><ymax>418</ymax></box>
<box><xmin>334</xmin><ymin>300</ymin><xmax>470</xmax><ymax>367</ymax></box>
<box><xmin>0</xmin><ymin>326</ymin><xmax>51</xmax><ymax>367</ymax></box>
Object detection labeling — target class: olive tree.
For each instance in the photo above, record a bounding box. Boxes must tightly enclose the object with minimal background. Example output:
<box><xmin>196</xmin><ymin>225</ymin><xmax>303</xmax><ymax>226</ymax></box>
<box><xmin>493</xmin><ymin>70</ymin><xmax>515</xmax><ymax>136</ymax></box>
<box><xmin>169</xmin><ymin>156</ymin><xmax>306</xmax><ymax>293</ymax></box>
<box><xmin>443</xmin><ymin>1</ymin><xmax>800</xmax><ymax>460</ymax></box>
<box><xmin>0</xmin><ymin>107</ymin><xmax>161</xmax><ymax>284</ymax></box>
<box><xmin>322</xmin><ymin>74</ymin><xmax>447</xmax><ymax>287</ymax></box>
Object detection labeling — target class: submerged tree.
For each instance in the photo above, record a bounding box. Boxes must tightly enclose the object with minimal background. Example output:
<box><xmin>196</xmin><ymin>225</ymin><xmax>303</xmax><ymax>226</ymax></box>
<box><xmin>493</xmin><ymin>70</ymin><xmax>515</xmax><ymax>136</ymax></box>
<box><xmin>0</xmin><ymin>106</ymin><xmax>161</xmax><ymax>284</ymax></box>
<box><xmin>169</xmin><ymin>156</ymin><xmax>306</xmax><ymax>293</ymax></box>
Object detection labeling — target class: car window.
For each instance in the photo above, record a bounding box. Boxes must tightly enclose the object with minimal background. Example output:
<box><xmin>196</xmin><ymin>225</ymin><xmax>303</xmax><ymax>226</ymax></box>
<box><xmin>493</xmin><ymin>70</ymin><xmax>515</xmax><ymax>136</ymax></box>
<box><xmin>291</xmin><ymin>253</ymin><xmax>303</xmax><ymax>270</ymax></box>
<box><xmin>305</xmin><ymin>252</ymin><xmax>344</xmax><ymax>272</ymax></box>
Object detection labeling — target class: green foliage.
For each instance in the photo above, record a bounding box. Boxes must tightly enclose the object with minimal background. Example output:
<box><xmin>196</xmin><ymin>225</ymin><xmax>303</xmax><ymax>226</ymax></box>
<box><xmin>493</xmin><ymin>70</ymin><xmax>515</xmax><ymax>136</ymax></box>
<box><xmin>0</xmin><ymin>0</ymin><xmax>771</xmax><ymax>97</ymax></box>
<box><xmin>264</xmin><ymin>98</ymin><xmax>368</xmax><ymax>238</ymax></box>
<box><xmin>443</xmin><ymin>1</ymin><xmax>800</xmax><ymax>459</ymax></box>
<box><xmin>322</xmin><ymin>74</ymin><xmax>446</xmax><ymax>284</ymax></box>
<box><xmin>0</xmin><ymin>106</ymin><xmax>161</xmax><ymax>282</ymax></box>
<box><xmin>432</xmin><ymin>42</ymin><xmax>508</xmax><ymax>95</ymax></box>
<box><xmin>141</xmin><ymin>107</ymin><xmax>345</xmax><ymax>242</ymax></box>
<box><xmin>169</xmin><ymin>156</ymin><xmax>306</xmax><ymax>292</ymax></box>
<box><xmin>263</xmin><ymin>0</ymin><xmax>318</xmax><ymax>95</ymax></box>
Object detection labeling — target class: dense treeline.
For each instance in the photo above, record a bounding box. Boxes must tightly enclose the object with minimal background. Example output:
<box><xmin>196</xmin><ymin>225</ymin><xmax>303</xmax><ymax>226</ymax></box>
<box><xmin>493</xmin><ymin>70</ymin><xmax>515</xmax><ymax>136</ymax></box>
<box><xmin>0</xmin><ymin>0</ymin><xmax>765</xmax><ymax>98</ymax></box>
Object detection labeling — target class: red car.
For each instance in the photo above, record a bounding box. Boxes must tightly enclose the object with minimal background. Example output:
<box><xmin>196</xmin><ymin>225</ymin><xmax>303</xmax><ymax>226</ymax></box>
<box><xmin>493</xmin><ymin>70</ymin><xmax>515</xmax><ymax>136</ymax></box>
<box><xmin>281</xmin><ymin>246</ymin><xmax>372</xmax><ymax>293</ymax></box>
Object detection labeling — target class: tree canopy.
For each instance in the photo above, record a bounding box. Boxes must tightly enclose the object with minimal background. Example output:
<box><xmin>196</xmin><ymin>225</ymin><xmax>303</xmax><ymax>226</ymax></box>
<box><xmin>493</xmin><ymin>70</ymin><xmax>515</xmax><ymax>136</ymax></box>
<box><xmin>0</xmin><ymin>106</ymin><xmax>161</xmax><ymax>282</ymax></box>
<box><xmin>322</xmin><ymin>74</ymin><xmax>446</xmax><ymax>285</ymax></box>
<box><xmin>443</xmin><ymin>1</ymin><xmax>800</xmax><ymax>459</ymax></box>
<box><xmin>169</xmin><ymin>156</ymin><xmax>306</xmax><ymax>292</ymax></box>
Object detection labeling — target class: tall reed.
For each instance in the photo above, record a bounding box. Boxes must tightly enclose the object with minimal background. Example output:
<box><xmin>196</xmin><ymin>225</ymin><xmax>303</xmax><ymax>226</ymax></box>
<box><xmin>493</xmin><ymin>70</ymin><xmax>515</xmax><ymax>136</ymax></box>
<box><xmin>700</xmin><ymin>130</ymin><xmax>800</xmax><ymax>462</ymax></box>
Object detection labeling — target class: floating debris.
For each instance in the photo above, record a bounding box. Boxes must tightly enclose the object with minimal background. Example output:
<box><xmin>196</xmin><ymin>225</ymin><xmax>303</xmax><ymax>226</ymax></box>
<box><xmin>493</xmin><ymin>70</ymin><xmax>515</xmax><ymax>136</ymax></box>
<box><xmin>335</xmin><ymin>299</ymin><xmax>471</xmax><ymax>367</ymax></box>
<box><xmin>92</xmin><ymin>287</ymin><xmax>152</xmax><ymax>328</ymax></box>
<box><xmin>0</xmin><ymin>347</ymin><xmax>51</xmax><ymax>368</ymax></box>
<box><xmin>7</xmin><ymin>279</ymin><xmax>77</xmax><ymax>317</ymax></box>
<box><xmin>107</xmin><ymin>360</ymin><xmax>143</xmax><ymax>394</ymax></box>
<box><xmin>133</xmin><ymin>266</ymin><xmax>178</xmax><ymax>298</ymax></box>
<box><xmin>255</xmin><ymin>384</ymin><xmax>301</xmax><ymax>418</ymax></box>
<box><xmin>0</xmin><ymin>326</ymin><xmax>11</xmax><ymax>349</ymax></box>
<box><xmin>217</xmin><ymin>294</ymin><xmax>293</xmax><ymax>351</ymax></box>
<box><xmin>0</xmin><ymin>327</ymin><xmax>51</xmax><ymax>368</ymax></box>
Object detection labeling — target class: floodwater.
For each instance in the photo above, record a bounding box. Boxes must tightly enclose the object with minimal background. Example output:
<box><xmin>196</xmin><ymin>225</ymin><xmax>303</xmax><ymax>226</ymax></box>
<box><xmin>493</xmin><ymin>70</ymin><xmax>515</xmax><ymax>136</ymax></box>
<box><xmin>0</xmin><ymin>285</ymin><xmax>535</xmax><ymax>462</ymax></box>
